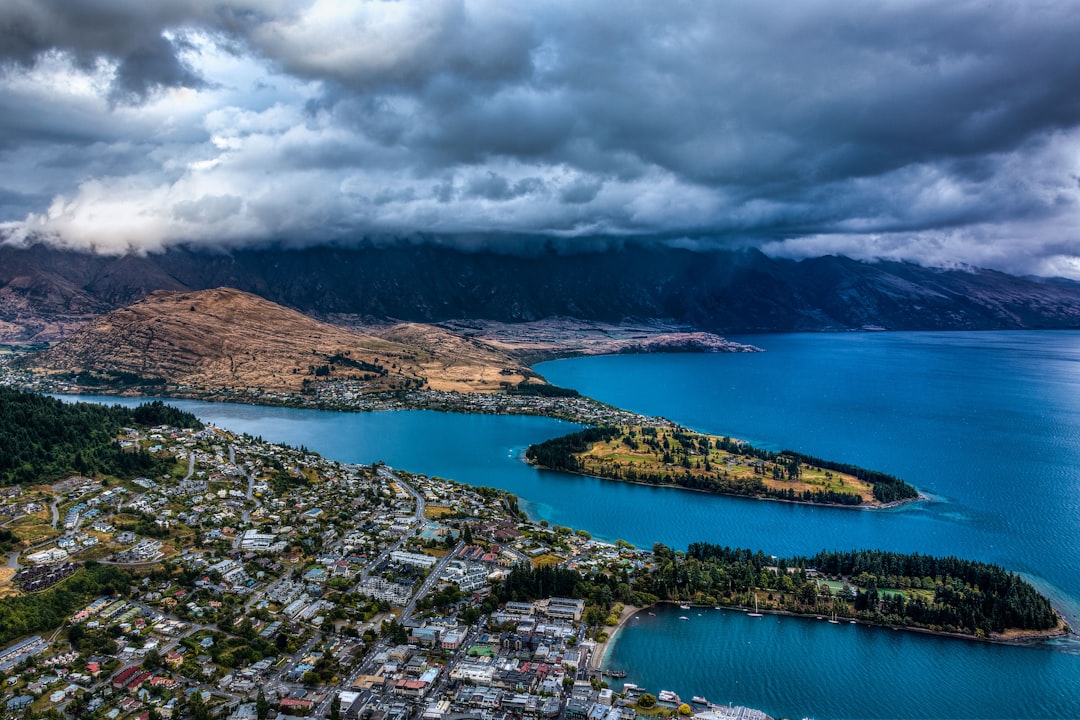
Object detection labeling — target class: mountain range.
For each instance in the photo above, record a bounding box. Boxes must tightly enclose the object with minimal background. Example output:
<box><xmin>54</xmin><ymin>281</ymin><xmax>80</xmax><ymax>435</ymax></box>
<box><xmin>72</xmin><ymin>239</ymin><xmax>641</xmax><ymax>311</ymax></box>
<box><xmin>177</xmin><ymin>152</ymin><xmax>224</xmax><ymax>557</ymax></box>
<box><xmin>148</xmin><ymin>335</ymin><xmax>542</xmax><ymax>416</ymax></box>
<box><xmin>3</xmin><ymin>242</ymin><xmax>1080</xmax><ymax>343</ymax></box>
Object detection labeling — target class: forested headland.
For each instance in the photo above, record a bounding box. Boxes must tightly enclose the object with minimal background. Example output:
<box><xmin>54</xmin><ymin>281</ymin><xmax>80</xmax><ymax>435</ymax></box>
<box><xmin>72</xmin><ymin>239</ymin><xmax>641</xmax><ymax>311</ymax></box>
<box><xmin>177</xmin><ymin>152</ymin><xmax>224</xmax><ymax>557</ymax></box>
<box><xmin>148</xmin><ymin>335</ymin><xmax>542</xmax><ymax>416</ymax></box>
<box><xmin>492</xmin><ymin>544</ymin><xmax>1062</xmax><ymax>640</ymax></box>
<box><xmin>0</xmin><ymin>387</ymin><xmax>202</xmax><ymax>486</ymax></box>
<box><xmin>525</xmin><ymin>425</ymin><xmax>919</xmax><ymax>506</ymax></box>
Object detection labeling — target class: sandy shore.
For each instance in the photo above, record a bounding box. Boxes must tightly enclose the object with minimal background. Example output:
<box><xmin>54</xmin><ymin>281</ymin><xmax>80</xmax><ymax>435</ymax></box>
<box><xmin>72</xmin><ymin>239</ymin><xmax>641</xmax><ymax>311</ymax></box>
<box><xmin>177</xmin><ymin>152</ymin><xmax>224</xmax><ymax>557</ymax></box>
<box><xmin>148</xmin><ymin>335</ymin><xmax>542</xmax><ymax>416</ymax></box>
<box><xmin>589</xmin><ymin>604</ymin><xmax>641</xmax><ymax>671</ymax></box>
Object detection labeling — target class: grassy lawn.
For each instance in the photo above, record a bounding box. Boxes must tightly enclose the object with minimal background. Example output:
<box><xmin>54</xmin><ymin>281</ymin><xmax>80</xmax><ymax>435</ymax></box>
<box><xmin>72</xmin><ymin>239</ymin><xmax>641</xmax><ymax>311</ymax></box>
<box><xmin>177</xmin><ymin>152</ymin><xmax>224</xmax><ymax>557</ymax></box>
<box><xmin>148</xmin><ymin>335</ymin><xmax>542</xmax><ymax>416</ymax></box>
<box><xmin>531</xmin><ymin>554</ymin><xmax>564</xmax><ymax>568</ymax></box>
<box><xmin>579</xmin><ymin>425</ymin><xmax>877</xmax><ymax>502</ymax></box>
<box><xmin>816</xmin><ymin>580</ymin><xmax>847</xmax><ymax>594</ymax></box>
<box><xmin>10</xmin><ymin>515</ymin><xmax>60</xmax><ymax>545</ymax></box>
<box><xmin>421</xmin><ymin>548</ymin><xmax>449</xmax><ymax>558</ymax></box>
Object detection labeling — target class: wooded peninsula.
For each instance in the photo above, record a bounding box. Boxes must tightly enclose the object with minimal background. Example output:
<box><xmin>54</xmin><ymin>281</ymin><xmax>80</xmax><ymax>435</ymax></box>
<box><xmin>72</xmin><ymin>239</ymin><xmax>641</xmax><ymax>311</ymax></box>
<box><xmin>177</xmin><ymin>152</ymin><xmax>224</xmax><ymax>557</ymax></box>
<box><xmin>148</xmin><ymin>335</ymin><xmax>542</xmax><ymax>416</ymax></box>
<box><xmin>496</xmin><ymin>544</ymin><xmax>1065</xmax><ymax>640</ymax></box>
<box><xmin>525</xmin><ymin>424</ymin><xmax>920</xmax><ymax>507</ymax></box>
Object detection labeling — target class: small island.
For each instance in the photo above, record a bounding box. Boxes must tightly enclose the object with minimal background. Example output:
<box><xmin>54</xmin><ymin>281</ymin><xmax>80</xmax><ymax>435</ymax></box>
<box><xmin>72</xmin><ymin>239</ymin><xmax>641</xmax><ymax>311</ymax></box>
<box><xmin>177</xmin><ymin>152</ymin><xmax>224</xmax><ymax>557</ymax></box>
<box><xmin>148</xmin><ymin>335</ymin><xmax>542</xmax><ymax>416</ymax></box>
<box><xmin>526</xmin><ymin>425</ymin><xmax>920</xmax><ymax>507</ymax></box>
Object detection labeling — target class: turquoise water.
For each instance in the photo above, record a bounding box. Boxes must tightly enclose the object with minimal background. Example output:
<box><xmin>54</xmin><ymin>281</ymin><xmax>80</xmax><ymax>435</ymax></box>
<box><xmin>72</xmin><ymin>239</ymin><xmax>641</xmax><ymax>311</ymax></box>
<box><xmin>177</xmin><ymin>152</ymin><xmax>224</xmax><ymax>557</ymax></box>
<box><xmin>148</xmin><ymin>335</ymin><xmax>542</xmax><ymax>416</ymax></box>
<box><xmin>57</xmin><ymin>330</ymin><xmax>1080</xmax><ymax>718</ymax></box>
<box><xmin>537</xmin><ymin>331</ymin><xmax>1080</xmax><ymax>719</ymax></box>
<box><xmin>605</xmin><ymin>604</ymin><xmax>1080</xmax><ymax>720</ymax></box>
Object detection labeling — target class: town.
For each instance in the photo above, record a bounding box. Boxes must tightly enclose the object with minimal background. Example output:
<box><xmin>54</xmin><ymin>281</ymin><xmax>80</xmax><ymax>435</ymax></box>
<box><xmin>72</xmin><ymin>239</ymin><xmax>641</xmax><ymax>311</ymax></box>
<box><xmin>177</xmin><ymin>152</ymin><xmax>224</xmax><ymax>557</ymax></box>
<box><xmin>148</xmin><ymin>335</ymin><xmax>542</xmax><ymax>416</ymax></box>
<box><xmin>0</xmin><ymin>420</ymin><xmax>768</xmax><ymax>720</ymax></box>
<box><xmin>0</xmin><ymin>358</ymin><xmax>668</xmax><ymax>429</ymax></box>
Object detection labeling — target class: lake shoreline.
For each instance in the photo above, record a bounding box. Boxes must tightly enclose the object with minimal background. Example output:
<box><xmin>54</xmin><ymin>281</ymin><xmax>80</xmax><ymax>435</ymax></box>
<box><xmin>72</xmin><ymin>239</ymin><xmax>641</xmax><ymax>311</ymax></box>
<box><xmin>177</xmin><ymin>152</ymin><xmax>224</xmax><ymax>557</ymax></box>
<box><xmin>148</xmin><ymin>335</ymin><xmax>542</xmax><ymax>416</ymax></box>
<box><xmin>604</xmin><ymin>601</ymin><xmax>1072</xmax><ymax>654</ymax></box>
<box><xmin>588</xmin><ymin>604</ymin><xmax>641</xmax><ymax>671</ymax></box>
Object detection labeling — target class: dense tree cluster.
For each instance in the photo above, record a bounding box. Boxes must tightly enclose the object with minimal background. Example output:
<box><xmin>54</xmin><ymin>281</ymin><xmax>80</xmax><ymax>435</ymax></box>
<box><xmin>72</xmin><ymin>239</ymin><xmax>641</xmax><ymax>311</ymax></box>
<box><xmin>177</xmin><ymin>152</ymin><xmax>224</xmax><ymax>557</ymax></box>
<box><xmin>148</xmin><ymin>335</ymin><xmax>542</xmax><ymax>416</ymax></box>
<box><xmin>494</xmin><ymin>564</ymin><xmax>585</xmax><ymax>602</ymax></box>
<box><xmin>524</xmin><ymin>427</ymin><xmax>621</xmax><ymax>471</ymax></box>
<box><xmin>327</xmin><ymin>353</ymin><xmax>387</xmax><ymax>375</ymax></box>
<box><xmin>804</xmin><ymin>549</ymin><xmax>1057</xmax><ymax>632</ymax></box>
<box><xmin>0</xmin><ymin>528</ymin><xmax>18</xmax><ymax>553</ymax></box>
<box><xmin>489</xmin><ymin>543</ymin><xmax>1056</xmax><ymax>637</ymax></box>
<box><xmin>60</xmin><ymin>369</ymin><xmax>166</xmax><ymax>388</ymax></box>
<box><xmin>0</xmin><ymin>388</ymin><xmax>201</xmax><ymax>486</ymax></box>
<box><xmin>506</xmin><ymin>382</ymin><xmax>581</xmax><ymax>398</ymax></box>
<box><xmin>659</xmin><ymin>543</ymin><xmax>1059</xmax><ymax>635</ymax></box>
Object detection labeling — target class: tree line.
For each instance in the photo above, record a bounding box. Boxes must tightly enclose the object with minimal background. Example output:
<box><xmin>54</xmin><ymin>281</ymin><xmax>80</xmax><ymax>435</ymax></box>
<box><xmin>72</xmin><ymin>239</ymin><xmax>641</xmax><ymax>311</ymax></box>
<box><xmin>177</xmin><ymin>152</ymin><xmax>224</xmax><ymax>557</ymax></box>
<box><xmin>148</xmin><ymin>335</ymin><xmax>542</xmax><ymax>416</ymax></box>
<box><xmin>489</xmin><ymin>542</ymin><xmax>1057</xmax><ymax>637</ymax></box>
<box><xmin>524</xmin><ymin>427</ymin><xmax>621</xmax><ymax>471</ymax></box>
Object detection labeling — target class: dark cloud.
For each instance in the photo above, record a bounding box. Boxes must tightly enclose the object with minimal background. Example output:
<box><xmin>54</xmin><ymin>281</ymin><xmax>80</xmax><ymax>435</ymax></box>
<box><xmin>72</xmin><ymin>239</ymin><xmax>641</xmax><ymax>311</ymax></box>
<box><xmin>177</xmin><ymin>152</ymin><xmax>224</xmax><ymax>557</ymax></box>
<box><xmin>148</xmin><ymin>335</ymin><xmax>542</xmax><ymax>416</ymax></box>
<box><xmin>109</xmin><ymin>35</ymin><xmax>206</xmax><ymax>104</ymax></box>
<box><xmin>0</xmin><ymin>1</ymin><xmax>1077</xmax><ymax>276</ymax></box>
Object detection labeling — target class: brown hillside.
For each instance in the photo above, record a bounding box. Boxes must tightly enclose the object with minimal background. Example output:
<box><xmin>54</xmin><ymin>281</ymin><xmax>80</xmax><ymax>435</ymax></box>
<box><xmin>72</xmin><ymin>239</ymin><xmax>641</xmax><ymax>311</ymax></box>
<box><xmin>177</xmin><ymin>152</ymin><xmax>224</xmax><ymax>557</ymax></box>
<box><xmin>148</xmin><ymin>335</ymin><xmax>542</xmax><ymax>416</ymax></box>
<box><xmin>374</xmin><ymin>322</ymin><xmax>533</xmax><ymax>390</ymax></box>
<box><xmin>27</xmin><ymin>288</ymin><xmax>529</xmax><ymax>394</ymax></box>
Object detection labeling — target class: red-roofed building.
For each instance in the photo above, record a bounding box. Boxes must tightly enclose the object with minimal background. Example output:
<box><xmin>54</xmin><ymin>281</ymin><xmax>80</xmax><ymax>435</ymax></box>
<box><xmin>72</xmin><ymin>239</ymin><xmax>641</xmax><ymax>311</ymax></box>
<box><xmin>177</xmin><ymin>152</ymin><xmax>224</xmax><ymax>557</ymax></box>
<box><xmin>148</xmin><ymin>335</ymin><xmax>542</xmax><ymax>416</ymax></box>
<box><xmin>127</xmin><ymin>671</ymin><xmax>152</xmax><ymax>691</ymax></box>
<box><xmin>111</xmin><ymin>666</ymin><xmax>140</xmax><ymax>690</ymax></box>
<box><xmin>394</xmin><ymin>679</ymin><xmax>428</xmax><ymax>698</ymax></box>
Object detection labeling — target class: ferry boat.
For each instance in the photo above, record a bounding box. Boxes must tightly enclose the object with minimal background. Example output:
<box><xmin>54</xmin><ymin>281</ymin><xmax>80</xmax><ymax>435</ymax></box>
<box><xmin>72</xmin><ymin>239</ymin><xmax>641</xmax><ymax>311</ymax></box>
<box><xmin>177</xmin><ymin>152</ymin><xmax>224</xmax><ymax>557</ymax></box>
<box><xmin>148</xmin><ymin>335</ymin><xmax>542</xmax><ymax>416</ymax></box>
<box><xmin>658</xmin><ymin>690</ymin><xmax>680</xmax><ymax>705</ymax></box>
<box><xmin>691</xmin><ymin>696</ymin><xmax>708</xmax><ymax>706</ymax></box>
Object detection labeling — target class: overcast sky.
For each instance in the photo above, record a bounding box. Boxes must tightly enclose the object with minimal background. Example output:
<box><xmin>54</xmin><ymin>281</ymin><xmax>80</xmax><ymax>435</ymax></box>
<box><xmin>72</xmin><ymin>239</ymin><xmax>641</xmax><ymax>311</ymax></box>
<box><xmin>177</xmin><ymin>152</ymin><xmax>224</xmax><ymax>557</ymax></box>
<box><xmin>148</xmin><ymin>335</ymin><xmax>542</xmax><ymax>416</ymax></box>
<box><xmin>0</xmin><ymin>0</ymin><xmax>1079</xmax><ymax>276</ymax></box>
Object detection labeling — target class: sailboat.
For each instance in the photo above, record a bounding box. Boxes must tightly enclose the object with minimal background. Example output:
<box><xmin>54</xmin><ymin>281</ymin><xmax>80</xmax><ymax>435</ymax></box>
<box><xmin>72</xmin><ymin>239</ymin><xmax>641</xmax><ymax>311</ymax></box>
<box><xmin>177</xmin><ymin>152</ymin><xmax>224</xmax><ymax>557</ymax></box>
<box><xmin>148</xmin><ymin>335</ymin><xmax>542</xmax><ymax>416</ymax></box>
<box><xmin>747</xmin><ymin>596</ymin><xmax>763</xmax><ymax>617</ymax></box>
<box><xmin>828</xmin><ymin>612</ymin><xmax>839</xmax><ymax>624</ymax></box>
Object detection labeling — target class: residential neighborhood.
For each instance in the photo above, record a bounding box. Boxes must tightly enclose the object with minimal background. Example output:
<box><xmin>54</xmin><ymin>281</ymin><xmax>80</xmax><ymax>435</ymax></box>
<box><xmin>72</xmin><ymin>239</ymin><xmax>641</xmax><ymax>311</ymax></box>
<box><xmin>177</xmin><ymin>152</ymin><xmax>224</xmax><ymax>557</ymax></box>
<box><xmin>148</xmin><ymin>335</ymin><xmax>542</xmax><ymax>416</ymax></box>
<box><xmin>0</xmin><ymin>420</ymin><xmax>758</xmax><ymax>720</ymax></box>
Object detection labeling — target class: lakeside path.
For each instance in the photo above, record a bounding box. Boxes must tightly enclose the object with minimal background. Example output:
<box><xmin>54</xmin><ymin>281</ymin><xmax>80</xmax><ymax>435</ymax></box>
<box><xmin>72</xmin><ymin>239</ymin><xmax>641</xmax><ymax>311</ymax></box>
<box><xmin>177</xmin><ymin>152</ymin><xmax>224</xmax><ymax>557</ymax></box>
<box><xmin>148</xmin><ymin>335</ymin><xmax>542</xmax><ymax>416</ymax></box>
<box><xmin>589</xmin><ymin>604</ymin><xmax>640</xmax><ymax>671</ymax></box>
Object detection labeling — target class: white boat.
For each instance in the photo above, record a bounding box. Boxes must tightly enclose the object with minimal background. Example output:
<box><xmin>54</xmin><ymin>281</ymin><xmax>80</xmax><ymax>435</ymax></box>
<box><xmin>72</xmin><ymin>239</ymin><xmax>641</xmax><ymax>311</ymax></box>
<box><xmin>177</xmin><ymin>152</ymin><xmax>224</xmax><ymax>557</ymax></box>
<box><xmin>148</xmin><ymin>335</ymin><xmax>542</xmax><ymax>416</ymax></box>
<box><xmin>829</xmin><ymin>612</ymin><xmax>840</xmax><ymax>624</ymax></box>
<box><xmin>679</xmin><ymin>616</ymin><xmax>689</xmax><ymax>620</ymax></box>
<box><xmin>679</xmin><ymin>603</ymin><xmax>691</xmax><ymax>610</ymax></box>
<box><xmin>691</xmin><ymin>696</ymin><xmax>708</xmax><ymax>705</ymax></box>
<box><xmin>747</xmin><ymin>596</ymin><xmax>763</xmax><ymax>617</ymax></box>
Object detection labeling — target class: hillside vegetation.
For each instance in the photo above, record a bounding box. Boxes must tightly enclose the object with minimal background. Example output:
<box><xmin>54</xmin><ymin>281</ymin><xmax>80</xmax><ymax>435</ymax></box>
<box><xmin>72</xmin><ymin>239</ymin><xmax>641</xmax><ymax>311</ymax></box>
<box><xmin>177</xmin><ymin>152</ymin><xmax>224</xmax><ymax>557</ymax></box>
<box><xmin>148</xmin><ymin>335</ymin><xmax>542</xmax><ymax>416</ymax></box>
<box><xmin>0</xmin><ymin>387</ymin><xmax>200</xmax><ymax>486</ymax></box>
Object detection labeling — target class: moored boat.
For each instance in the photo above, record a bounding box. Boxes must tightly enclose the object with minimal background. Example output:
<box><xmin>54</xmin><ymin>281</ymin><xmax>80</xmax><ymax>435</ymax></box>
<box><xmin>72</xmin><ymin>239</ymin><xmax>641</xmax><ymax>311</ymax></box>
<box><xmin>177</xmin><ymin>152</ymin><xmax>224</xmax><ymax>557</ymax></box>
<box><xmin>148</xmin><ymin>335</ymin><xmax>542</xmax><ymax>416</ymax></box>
<box><xmin>747</xmin><ymin>596</ymin><xmax>763</xmax><ymax>617</ymax></box>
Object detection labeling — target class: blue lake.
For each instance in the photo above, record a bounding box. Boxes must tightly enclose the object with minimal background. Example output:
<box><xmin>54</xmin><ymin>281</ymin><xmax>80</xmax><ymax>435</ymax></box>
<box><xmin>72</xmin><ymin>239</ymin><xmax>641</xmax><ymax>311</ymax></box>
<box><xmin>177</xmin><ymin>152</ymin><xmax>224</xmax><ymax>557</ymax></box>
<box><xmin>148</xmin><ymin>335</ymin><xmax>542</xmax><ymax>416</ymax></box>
<box><xmin>58</xmin><ymin>330</ymin><xmax>1080</xmax><ymax>719</ymax></box>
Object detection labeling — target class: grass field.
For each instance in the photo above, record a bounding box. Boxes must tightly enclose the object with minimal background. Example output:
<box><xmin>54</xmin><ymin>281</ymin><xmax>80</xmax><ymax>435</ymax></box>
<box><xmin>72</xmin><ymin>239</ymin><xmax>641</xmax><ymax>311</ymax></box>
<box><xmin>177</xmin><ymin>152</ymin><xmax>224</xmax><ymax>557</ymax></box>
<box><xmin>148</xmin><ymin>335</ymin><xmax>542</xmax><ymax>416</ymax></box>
<box><xmin>531</xmin><ymin>553</ymin><xmax>563</xmax><ymax>568</ymax></box>
<box><xmin>423</xmin><ymin>505</ymin><xmax>455</xmax><ymax>519</ymax></box>
<box><xmin>9</xmin><ymin>515</ymin><xmax>60</xmax><ymax>545</ymax></box>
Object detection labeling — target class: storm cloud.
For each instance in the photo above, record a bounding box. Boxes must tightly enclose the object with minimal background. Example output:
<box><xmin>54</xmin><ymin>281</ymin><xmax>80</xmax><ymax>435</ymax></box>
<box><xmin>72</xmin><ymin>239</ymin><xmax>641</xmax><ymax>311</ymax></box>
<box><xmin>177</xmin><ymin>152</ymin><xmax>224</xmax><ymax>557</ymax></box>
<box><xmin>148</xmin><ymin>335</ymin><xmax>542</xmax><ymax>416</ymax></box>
<box><xmin>0</xmin><ymin>0</ymin><xmax>1078</xmax><ymax>276</ymax></box>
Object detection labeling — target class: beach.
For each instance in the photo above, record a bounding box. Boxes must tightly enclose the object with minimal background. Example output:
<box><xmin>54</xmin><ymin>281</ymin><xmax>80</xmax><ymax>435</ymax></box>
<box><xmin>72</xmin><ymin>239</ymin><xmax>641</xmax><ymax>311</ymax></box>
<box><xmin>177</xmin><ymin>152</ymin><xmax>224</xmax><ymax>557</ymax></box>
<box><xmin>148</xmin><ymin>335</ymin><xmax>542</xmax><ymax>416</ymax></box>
<box><xmin>589</xmin><ymin>603</ymin><xmax>641</xmax><ymax>671</ymax></box>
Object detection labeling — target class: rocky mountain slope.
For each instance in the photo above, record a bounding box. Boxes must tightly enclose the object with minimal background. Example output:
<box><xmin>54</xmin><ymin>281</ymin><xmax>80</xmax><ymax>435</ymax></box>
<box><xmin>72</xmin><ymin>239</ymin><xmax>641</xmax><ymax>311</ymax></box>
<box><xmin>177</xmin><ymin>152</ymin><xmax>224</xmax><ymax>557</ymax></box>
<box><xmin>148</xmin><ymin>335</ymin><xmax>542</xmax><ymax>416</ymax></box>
<box><xmin>3</xmin><ymin>242</ymin><xmax>1080</xmax><ymax>342</ymax></box>
<box><xmin>21</xmin><ymin>288</ymin><xmax>532</xmax><ymax>394</ymax></box>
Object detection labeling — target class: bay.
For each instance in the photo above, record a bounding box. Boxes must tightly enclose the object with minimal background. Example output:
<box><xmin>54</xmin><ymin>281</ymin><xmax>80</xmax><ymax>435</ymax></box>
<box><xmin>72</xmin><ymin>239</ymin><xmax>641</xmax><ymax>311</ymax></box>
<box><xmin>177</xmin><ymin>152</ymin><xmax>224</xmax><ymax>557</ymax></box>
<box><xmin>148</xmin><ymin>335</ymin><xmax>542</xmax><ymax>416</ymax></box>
<box><xmin>56</xmin><ymin>329</ymin><xmax>1080</xmax><ymax>719</ymax></box>
<box><xmin>537</xmin><ymin>330</ymin><xmax>1080</xmax><ymax>719</ymax></box>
